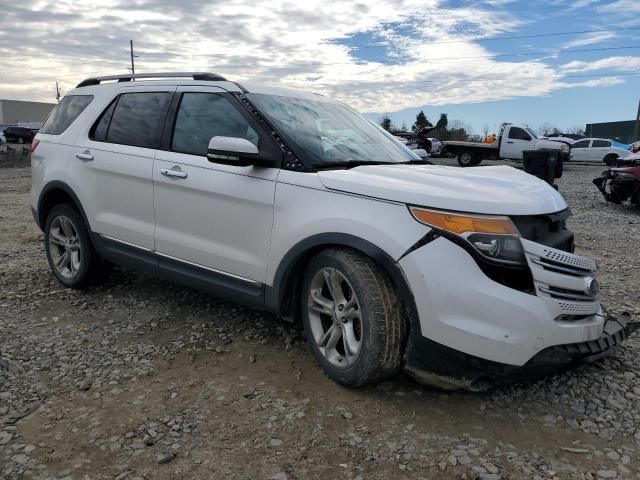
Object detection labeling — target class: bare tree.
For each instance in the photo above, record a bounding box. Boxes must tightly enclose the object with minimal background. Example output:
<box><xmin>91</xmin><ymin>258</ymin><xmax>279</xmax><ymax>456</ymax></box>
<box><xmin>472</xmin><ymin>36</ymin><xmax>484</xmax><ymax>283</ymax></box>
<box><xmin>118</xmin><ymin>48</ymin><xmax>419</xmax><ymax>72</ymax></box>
<box><xmin>481</xmin><ymin>124</ymin><xmax>489</xmax><ymax>140</ymax></box>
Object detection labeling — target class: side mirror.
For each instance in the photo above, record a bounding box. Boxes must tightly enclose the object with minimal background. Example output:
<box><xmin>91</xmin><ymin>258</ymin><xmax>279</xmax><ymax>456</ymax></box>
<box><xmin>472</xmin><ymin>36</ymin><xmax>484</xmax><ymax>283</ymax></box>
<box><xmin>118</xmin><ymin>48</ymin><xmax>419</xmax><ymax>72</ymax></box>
<box><xmin>207</xmin><ymin>136</ymin><xmax>262</xmax><ymax>167</ymax></box>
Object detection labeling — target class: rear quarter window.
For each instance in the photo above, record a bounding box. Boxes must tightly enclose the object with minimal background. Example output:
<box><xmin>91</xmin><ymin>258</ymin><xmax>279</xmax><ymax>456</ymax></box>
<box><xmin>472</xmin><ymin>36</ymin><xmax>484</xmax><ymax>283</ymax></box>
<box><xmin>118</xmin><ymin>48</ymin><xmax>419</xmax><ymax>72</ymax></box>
<box><xmin>40</xmin><ymin>95</ymin><xmax>94</xmax><ymax>135</ymax></box>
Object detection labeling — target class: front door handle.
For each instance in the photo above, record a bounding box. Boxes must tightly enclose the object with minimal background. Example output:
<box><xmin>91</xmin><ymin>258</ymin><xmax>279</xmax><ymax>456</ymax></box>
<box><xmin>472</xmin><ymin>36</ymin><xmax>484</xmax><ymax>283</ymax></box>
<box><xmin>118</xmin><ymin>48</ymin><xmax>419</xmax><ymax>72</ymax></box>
<box><xmin>161</xmin><ymin>168</ymin><xmax>188</xmax><ymax>179</ymax></box>
<box><xmin>506</xmin><ymin>141</ymin><xmax>514</xmax><ymax>144</ymax></box>
<box><xmin>76</xmin><ymin>150</ymin><xmax>94</xmax><ymax>161</ymax></box>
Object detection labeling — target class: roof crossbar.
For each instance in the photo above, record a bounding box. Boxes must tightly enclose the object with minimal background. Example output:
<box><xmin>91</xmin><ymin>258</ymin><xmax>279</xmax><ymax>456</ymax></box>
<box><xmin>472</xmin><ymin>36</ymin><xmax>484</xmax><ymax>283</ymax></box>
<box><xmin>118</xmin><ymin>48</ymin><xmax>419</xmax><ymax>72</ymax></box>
<box><xmin>76</xmin><ymin>72</ymin><xmax>227</xmax><ymax>88</ymax></box>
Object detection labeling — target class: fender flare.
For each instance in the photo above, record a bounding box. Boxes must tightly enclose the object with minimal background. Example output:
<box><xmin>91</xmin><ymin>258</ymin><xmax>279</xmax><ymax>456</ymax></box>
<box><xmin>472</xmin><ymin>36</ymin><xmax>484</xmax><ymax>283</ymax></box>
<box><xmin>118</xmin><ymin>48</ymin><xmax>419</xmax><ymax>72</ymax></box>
<box><xmin>37</xmin><ymin>180</ymin><xmax>92</xmax><ymax>233</ymax></box>
<box><xmin>265</xmin><ymin>233</ymin><xmax>420</xmax><ymax>331</ymax></box>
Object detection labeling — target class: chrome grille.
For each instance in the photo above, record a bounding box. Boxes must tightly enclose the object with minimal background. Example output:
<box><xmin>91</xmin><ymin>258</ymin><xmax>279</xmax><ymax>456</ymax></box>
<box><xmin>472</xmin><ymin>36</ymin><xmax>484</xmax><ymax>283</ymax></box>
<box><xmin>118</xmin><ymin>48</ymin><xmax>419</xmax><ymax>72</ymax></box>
<box><xmin>521</xmin><ymin>239</ymin><xmax>599</xmax><ymax>317</ymax></box>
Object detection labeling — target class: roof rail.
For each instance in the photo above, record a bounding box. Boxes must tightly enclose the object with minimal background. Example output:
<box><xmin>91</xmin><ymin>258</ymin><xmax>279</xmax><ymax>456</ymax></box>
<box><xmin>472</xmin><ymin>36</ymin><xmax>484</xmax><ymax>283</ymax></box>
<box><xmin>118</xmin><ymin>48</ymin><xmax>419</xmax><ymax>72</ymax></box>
<box><xmin>76</xmin><ymin>72</ymin><xmax>227</xmax><ymax>88</ymax></box>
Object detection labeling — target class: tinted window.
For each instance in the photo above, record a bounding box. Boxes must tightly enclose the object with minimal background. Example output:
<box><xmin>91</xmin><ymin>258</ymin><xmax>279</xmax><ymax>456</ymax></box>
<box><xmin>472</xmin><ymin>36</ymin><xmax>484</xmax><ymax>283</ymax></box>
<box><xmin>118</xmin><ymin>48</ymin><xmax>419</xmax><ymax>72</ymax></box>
<box><xmin>41</xmin><ymin>95</ymin><xmax>93</xmax><ymax>135</ymax></box>
<box><xmin>107</xmin><ymin>92</ymin><xmax>171</xmax><ymax>148</ymax></box>
<box><xmin>572</xmin><ymin>140</ymin><xmax>590</xmax><ymax>148</ymax></box>
<box><xmin>508</xmin><ymin>127</ymin><xmax>531</xmax><ymax>141</ymax></box>
<box><xmin>171</xmin><ymin>93</ymin><xmax>258</xmax><ymax>156</ymax></box>
<box><xmin>592</xmin><ymin>140</ymin><xmax>609</xmax><ymax>147</ymax></box>
<box><xmin>91</xmin><ymin>100</ymin><xmax>117</xmax><ymax>142</ymax></box>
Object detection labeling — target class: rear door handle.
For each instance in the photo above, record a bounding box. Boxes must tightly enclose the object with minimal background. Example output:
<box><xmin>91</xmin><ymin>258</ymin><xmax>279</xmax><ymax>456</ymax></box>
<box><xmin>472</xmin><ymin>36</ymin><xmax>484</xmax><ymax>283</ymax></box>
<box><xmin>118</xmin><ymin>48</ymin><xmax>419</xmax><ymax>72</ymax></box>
<box><xmin>506</xmin><ymin>141</ymin><xmax>514</xmax><ymax>144</ymax></box>
<box><xmin>161</xmin><ymin>168</ymin><xmax>188</xmax><ymax>179</ymax></box>
<box><xmin>76</xmin><ymin>151</ymin><xmax>94</xmax><ymax>161</ymax></box>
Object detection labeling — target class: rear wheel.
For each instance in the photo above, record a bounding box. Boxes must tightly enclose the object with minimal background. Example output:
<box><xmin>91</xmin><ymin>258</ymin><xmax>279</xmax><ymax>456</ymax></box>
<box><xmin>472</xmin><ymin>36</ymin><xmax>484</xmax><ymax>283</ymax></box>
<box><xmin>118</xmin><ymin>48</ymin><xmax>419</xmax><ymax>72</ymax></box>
<box><xmin>457</xmin><ymin>150</ymin><xmax>476</xmax><ymax>167</ymax></box>
<box><xmin>603</xmin><ymin>154</ymin><xmax>618</xmax><ymax>166</ymax></box>
<box><xmin>301</xmin><ymin>248</ymin><xmax>407</xmax><ymax>387</ymax></box>
<box><xmin>44</xmin><ymin>204</ymin><xmax>109</xmax><ymax>289</ymax></box>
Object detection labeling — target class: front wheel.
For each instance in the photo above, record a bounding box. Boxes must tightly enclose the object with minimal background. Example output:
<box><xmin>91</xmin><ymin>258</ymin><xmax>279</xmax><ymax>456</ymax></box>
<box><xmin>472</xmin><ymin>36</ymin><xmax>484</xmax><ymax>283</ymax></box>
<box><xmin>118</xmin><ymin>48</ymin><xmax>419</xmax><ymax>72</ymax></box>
<box><xmin>302</xmin><ymin>248</ymin><xmax>407</xmax><ymax>387</ymax></box>
<box><xmin>603</xmin><ymin>154</ymin><xmax>618</xmax><ymax>166</ymax></box>
<box><xmin>457</xmin><ymin>150</ymin><xmax>476</xmax><ymax>167</ymax></box>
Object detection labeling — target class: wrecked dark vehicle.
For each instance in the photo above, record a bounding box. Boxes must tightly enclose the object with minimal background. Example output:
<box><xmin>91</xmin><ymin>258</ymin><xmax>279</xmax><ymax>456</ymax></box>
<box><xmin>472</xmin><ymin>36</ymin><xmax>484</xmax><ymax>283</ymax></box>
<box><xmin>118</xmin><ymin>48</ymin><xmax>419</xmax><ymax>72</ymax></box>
<box><xmin>593</xmin><ymin>165</ymin><xmax>640</xmax><ymax>208</ymax></box>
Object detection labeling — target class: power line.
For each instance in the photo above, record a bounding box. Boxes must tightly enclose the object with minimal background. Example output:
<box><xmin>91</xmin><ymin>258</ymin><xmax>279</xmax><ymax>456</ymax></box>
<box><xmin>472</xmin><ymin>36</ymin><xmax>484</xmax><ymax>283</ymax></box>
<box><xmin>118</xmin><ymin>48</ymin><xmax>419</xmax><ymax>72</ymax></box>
<box><xmin>309</xmin><ymin>71</ymin><xmax>640</xmax><ymax>88</ymax></box>
<box><xmin>7</xmin><ymin>26</ymin><xmax>640</xmax><ymax>74</ymax></box>
<box><xmin>19</xmin><ymin>43</ymin><xmax>640</xmax><ymax>79</ymax></box>
<box><xmin>190</xmin><ymin>44</ymin><xmax>640</xmax><ymax>68</ymax></box>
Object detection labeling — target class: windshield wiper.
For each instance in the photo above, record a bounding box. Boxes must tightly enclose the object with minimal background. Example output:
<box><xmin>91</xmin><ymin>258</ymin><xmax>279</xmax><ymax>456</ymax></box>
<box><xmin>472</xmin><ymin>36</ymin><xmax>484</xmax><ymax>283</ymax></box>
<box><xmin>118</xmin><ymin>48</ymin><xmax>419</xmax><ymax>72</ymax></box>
<box><xmin>313</xmin><ymin>160</ymin><xmax>399</xmax><ymax>170</ymax></box>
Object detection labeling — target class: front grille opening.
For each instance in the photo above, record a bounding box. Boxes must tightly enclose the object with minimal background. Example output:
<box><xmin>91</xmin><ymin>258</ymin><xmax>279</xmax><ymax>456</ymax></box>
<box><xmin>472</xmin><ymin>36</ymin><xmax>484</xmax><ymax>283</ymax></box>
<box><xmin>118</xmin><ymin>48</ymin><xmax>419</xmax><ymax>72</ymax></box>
<box><xmin>511</xmin><ymin>210</ymin><xmax>574</xmax><ymax>252</ymax></box>
<box><xmin>478</xmin><ymin>260</ymin><xmax>535</xmax><ymax>294</ymax></box>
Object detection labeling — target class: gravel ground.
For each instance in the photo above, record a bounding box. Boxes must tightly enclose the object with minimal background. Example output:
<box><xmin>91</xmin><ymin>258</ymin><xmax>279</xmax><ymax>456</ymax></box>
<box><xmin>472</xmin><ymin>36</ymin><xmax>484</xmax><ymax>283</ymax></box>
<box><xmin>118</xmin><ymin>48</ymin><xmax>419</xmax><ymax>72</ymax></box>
<box><xmin>1</xmin><ymin>153</ymin><xmax>640</xmax><ymax>479</ymax></box>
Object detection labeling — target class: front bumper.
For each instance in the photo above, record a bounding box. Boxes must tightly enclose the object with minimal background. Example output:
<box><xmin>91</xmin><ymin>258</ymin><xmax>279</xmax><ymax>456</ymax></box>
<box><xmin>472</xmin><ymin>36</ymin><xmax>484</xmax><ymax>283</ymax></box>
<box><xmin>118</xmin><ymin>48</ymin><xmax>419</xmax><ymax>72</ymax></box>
<box><xmin>398</xmin><ymin>233</ymin><xmax>635</xmax><ymax>388</ymax></box>
<box><xmin>404</xmin><ymin>312</ymin><xmax>638</xmax><ymax>391</ymax></box>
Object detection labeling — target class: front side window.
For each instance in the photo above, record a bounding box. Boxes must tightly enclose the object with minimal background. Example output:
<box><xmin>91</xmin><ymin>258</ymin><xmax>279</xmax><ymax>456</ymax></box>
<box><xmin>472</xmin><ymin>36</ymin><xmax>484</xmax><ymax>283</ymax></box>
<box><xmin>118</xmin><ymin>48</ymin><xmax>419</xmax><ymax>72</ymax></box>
<box><xmin>40</xmin><ymin>95</ymin><xmax>93</xmax><ymax>135</ymax></box>
<box><xmin>171</xmin><ymin>93</ymin><xmax>258</xmax><ymax>156</ymax></box>
<box><xmin>508</xmin><ymin>127</ymin><xmax>531</xmax><ymax>141</ymax></box>
<box><xmin>572</xmin><ymin>140</ymin><xmax>590</xmax><ymax>149</ymax></box>
<box><xmin>592</xmin><ymin>140</ymin><xmax>609</xmax><ymax>147</ymax></box>
<box><xmin>98</xmin><ymin>92</ymin><xmax>171</xmax><ymax>148</ymax></box>
<box><xmin>247</xmin><ymin>93</ymin><xmax>418</xmax><ymax>167</ymax></box>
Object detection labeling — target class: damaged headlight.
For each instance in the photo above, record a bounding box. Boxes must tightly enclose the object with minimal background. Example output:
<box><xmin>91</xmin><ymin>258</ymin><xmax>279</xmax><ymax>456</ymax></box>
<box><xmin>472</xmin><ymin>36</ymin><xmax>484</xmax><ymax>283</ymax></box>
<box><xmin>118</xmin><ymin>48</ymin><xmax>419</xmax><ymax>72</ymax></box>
<box><xmin>409</xmin><ymin>207</ymin><xmax>526</xmax><ymax>265</ymax></box>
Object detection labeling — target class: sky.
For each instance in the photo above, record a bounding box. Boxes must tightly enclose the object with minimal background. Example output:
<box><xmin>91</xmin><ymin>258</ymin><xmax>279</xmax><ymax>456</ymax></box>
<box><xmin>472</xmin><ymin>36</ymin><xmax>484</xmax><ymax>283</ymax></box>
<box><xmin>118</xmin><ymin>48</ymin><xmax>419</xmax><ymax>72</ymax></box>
<box><xmin>0</xmin><ymin>0</ymin><xmax>639</xmax><ymax>135</ymax></box>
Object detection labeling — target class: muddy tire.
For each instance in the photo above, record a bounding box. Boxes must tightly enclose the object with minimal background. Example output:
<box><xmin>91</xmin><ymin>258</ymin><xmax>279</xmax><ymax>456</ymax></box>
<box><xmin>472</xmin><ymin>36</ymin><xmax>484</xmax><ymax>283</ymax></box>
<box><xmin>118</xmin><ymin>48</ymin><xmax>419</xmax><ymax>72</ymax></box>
<box><xmin>301</xmin><ymin>248</ymin><xmax>407</xmax><ymax>388</ymax></box>
<box><xmin>457</xmin><ymin>150</ymin><xmax>476</xmax><ymax>167</ymax></box>
<box><xmin>44</xmin><ymin>204</ymin><xmax>109</xmax><ymax>289</ymax></box>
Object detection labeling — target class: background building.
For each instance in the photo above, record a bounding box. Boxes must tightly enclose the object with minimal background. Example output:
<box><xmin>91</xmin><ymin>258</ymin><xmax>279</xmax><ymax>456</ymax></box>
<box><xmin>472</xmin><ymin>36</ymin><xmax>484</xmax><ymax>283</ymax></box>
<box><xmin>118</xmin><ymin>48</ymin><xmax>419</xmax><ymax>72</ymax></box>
<box><xmin>0</xmin><ymin>99</ymin><xmax>56</xmax><ymax>129</ymax></box>
<box><xmin>585</xmin><ymin>120</ymin><xmax>638</xmax><ymax>143</ymax></box>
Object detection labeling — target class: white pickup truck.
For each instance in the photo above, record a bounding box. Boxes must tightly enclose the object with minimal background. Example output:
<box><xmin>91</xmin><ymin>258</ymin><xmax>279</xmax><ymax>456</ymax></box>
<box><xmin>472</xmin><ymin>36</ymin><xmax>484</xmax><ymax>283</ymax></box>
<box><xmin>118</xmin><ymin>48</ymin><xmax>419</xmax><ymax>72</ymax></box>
<box><xmin>442</xmin><ymin>123</ymin><xmax>568</xmax><ymax>167</ymax></box>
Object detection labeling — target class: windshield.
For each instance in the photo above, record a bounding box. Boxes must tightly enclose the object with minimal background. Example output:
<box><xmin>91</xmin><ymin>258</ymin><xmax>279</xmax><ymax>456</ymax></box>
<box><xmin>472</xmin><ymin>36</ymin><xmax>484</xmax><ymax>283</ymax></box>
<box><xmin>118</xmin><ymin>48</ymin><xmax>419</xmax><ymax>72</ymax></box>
<box><xmin>526</xmin><ymin>127</ymin><xmax>539</xmax><ymax>139</ymax></box>
<box><xmin>247</xmin><ymin>93</ymin><xmax>418</xmax><ymax>167</ymax></box>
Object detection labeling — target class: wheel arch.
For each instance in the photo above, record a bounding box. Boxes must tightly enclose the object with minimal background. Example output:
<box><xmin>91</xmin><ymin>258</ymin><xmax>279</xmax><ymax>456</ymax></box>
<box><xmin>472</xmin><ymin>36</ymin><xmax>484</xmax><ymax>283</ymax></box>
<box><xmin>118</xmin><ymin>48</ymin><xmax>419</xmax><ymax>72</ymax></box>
<box><xmin>266</xmin><ymin>233</ymin><xmax>419</xmax><ymax>328</ymax></box>
<box><xmin>37</xmin><ymin>181</ymin><xmax>91</xmax><ymax>233</ymax></box>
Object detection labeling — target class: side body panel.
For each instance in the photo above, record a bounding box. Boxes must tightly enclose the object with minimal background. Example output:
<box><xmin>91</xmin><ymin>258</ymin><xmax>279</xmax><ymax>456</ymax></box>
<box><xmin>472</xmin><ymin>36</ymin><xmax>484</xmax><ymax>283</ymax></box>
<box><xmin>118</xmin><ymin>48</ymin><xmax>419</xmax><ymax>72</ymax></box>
<box><xmin>266</xmin><ymin>170</ymin><xmax>428</xmax><ymax>286</ymax></box>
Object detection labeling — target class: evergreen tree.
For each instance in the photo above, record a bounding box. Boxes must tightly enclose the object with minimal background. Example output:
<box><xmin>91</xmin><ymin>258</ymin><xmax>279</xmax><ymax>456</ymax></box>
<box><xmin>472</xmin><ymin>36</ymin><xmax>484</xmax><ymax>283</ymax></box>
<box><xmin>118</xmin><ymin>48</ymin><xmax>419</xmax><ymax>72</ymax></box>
<box><xmin>412</xmin><ymin>110</ymin><xmax>432</xmax><ymax>132</ymax></box>
<box><xmin>379</xmin><ymin>114</ymin><xmax>393</xmax><ymax>132</ymax></box>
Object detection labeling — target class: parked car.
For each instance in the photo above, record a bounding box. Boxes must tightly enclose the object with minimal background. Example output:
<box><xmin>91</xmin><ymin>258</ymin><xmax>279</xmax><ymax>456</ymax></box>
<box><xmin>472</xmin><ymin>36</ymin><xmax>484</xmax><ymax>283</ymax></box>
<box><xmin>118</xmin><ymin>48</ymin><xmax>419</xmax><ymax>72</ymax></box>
<box><xmin>30</xmin><ymin>72</ymin><xmax>636</xmax><ymax>391</ymax></box>
<box><xmin>0</xmin><ymin>130</ymin><xmax>6</xmax><ymax>145</ymax></box>
<box><xmin>441</xmin><ymin>123</ymin><xmax>567</xmax><ymax>166</ymax></box>
<box><xmin>569</xmin><ymin>138</ymin><xmax>630</xmax><ymax>164</ymax></box>
<box><xmin>3</xmin><ymin>126</ymin><xmax>36</xmax><ymax>144</ymax></box>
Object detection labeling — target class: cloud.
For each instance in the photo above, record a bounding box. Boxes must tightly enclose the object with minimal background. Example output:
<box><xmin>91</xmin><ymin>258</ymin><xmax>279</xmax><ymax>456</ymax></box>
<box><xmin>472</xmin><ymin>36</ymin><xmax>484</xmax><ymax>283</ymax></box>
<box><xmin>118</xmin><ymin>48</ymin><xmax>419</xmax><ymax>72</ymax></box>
<box><xmin>560</xmin><ymin>56</ymin><xmax>640</xmax><ymax>73</ymax></box>
<box><xmin>561</xmin><ymin>31</ymin><xmax>617</xmax><ymax>49</ymax></box>
<box><xmin>0</xmin><ymin>0</ymin><xmax>632</xmax><ymax>113</ymax></box>
<box><xmin>598</xmin><ymin>0</ymin><xmax>640</xmax><ymax>14</ymax></box>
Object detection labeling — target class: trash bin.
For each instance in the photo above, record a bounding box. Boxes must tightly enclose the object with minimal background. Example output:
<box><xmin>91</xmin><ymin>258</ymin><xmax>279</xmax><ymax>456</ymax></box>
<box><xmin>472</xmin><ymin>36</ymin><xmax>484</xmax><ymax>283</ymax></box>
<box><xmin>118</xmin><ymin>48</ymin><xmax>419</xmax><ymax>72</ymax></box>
<box><xmin>522</xmin><ymin>150</ymin><xmax>564</xmax><ymax>186</ymax></box>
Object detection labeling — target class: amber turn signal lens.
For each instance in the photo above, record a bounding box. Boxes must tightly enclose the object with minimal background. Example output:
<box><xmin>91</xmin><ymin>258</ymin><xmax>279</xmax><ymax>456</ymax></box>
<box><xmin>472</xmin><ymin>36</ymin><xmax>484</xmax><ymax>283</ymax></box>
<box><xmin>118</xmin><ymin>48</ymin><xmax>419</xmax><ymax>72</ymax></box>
<box><xmin>410</xmin><ymin>207</ymin><xmax>519</xmax><ymax>235</ymax></box>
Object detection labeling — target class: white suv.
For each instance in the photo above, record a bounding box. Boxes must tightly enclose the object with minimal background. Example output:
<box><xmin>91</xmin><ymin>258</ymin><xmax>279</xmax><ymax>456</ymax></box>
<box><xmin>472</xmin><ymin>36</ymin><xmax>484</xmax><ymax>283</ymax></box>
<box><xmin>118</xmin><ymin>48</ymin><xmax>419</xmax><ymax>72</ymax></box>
<box><xmin>31</xmin><ymin>72</ymin><xmax>634</xmax><ymax>390</ymax></box>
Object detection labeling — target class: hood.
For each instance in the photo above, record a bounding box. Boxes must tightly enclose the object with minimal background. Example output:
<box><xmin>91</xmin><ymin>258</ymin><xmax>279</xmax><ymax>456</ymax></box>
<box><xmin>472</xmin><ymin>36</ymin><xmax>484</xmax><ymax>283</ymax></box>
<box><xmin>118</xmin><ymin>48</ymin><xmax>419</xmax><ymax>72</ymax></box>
<box><xmin>318</xmin><ymin>164</ymin><xmax>567</xmax><ymax>215</ymax></box>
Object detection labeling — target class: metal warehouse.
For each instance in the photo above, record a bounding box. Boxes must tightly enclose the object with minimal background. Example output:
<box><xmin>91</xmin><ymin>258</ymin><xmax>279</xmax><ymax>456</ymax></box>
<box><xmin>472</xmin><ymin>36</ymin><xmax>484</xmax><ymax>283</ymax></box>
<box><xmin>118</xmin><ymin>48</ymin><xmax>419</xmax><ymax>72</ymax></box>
<box><xmin>0</xmin><ymin>99</ymin><xmax>56</xmax><ymax>127</ymax></box>
<box><xmin>585</xmin><ymin>120</ymin><xmax>638</xmax><ymax>143</ymax></box>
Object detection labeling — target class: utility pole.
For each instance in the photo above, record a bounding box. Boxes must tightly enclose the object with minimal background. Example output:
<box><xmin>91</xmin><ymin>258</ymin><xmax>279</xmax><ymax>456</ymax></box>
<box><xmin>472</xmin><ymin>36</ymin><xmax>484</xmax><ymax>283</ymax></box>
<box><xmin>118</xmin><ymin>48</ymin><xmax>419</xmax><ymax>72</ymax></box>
<box><xmin>634</xmin><ymin>98</ymin><xmax>640</xmax><ymax>142</ymax></box>
<box><xmin>55</xmin><ymin>82</ymin><xmax>60</xmax><ymax>103</ymax></box>
<box><xmin>130</xmin><ymin>40</ymin><xmax>135</xmax><ymax>77</ymax></box>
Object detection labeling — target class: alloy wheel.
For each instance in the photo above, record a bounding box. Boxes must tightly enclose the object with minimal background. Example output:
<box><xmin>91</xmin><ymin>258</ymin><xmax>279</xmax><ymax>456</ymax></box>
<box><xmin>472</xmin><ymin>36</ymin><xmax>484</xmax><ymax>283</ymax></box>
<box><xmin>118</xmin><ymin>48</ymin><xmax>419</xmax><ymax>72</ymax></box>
<box><xmin>307</xmin><ymin>267</ymin><xmax>362</xmax><ymax>368</ymax></box>
<box><xmin>48</xmin><ymin>215</ymin><xmax>82</xmax><ymax>280</ymax></box>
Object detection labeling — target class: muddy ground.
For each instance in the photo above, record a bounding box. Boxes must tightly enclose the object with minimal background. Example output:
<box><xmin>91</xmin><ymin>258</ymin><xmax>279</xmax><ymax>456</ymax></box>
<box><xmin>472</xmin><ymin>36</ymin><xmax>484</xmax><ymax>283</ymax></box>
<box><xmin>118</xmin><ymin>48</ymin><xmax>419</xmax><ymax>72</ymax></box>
<box><xmin>1</xmin><ymin>154</ymin><xmax>640</xmax><ymax>480</ymax></box>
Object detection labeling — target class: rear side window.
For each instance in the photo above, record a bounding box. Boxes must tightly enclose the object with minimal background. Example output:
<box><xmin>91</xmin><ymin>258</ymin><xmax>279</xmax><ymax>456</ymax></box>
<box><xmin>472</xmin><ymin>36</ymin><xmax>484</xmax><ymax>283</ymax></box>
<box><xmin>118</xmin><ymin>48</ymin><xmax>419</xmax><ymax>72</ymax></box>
<box><xmin>91</xmin><ymin>92</ymin><xmax>171</xmax><ymax>148</ymax></box>
<box><xmin>592</xmin><ymin>140</ymin><xmax>609</xmax><ymax>147</ymax></box>
<box><xmin>40</xmin><ymin>95</ymin><xmax>93</xmax><ymax>135</ymax></box>
<box><xmin>171</xmin><ymin>93</ymin><xmax>258</xmax><ymax>156</ymax></box>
